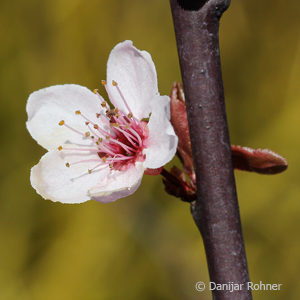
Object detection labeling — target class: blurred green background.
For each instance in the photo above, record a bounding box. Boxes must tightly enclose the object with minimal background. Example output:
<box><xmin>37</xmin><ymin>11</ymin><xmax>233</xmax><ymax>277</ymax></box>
<box><xmin>0</xmin><ymin>0</ymin><xmax>299</xmax><ymax>299</ymax></box>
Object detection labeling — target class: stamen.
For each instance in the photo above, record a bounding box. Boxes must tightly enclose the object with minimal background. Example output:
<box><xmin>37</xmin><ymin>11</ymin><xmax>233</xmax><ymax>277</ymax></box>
<box><xmin>75</xmin><ymin>110</ymin><xmax>81</xmax><ymax>115</ymax></box>
<box><xmin>112</xmin><ymin>80</ymin><xmax>132</xmax><ymax>114</ymax></box>
<box><xmin>108</xmin><ymin>137</ymin><xmax>136</xmax><ymax>153</ymax></box>
<box><xmin>58</xmin><ymin>146</ymin><xmax>63</xmax><ymax>151</ymax></box>
<box><xmin>88</xmin><ymin>163</ymin><xmax>108</xmax><ymax>174</ymax></box>
<box><xmin>106</xmin><ymin>156</ymin><xmax>134</xmax><ymax>162</ymax></box>
<box><xmin>60</xmin><ymin>147</ymin><xmax>100</xmax><ymax>152</ymax></box>
<box><xmin>60</xmin><ymin>122</ymin><xmax>86</xmax><ymax>137</ymax></box>
<box><xmin>128</xmin><ymin>127</ymin><xmax>143</xmax><ymax>146</ymax></box>
<box><xmin>78</xmin><ymin>111</ymin><xmax>113</xmax><ymax>138</ymax></box>
<box><xmin>113</xmin><ymin>127</ymin><xmax>139</xmax><ymax>147</ymax></box>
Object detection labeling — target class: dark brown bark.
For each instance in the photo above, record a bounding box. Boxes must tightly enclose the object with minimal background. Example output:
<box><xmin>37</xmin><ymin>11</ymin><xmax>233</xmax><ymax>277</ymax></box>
<box><xmin>169</xmin><ymin>1</ymin><xmax>252</xmax><ymax>299</ymax></box>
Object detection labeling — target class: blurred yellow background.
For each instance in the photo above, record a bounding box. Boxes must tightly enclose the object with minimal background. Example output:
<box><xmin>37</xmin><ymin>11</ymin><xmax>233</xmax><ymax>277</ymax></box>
<box><xmin>0</xmin><ymin>0</ymin><xmax>299</xmax><ymax>299</ymax></box>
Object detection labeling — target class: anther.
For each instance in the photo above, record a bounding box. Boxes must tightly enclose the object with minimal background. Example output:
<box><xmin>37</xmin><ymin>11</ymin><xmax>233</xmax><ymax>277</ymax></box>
<box><xmin>85</xmin><ymin>132</ymin><xmax>90</xmax><ymax>137</ymax></box>
<box><xmin>112</xmin><ymin>80</ymin><xmax>117</xmax><ymax>86</ymax></box>
<box><xmin>88</xmin><ymin>169</ymin><xmax>92</xmax><ymax>174</ymax></box>
<box><xmin>102</xmin><ymin>157</ymin><xmax>107</xmax><ymax>162</ymax></box>
<box><xmin>96</xmin><ymin>113</ymin><xmax>101</xmax><ymax>118</ymax></box>
<box><xmin>101</xmin><ymin>102</ymin><xmax>107</xmax><ymax>107</ymax></box>
<box><xmin>127</xmin><ymin>113</ymin><xmax>133</xmax><ymax>118</ymax></box>
<box><xmin>93</xmin><ymin>89</ymin><xmax>99</xmax><ymax>94</ymax></box>
<box><xmin>85</xmin><ymin>121</ymin><xmax>89</xmax><ymax>125</ymax></box>
<box><xmin>65</xmin><ymin>162</ymin><xmax>70</xmax><ymax>168</ymax></box>
<box><xmin>58</xmin><ymin>146</ymin><xmax>63</xmax><ymax>151</ymax></box>
<box><xmin>93</xmin><ymin>124</ymin><xmax>99</xmax><ymax>129</ymax></box>
<box><xmin>59</xmin><ymin>120</ymin><xmax>65</xmax><ymax>126</ymax></box>
<box><xmin>75</xmin><ymin>110</ymin><xmax>81</xmax><ymax>115</ymax></box>
<box><xmin>101</xmin><ymin>80</ymin><xmax>107</xmax><ymax>86</ymax></box>
<box><xmin>105</xmin><ymin>135</ymin><xmax>110</xmax><ymax>140</ymax></box>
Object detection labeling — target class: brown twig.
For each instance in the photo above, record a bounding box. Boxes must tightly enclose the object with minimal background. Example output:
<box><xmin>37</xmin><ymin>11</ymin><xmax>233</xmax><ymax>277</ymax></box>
<box><xmin>169</xmin><ymin>1</ymin><xmax>252</xmax><ymax>299</ymax></box>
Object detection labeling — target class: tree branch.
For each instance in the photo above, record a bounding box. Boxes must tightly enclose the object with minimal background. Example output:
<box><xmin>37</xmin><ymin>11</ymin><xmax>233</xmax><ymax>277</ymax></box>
<box><xmin>169</xmin><ymin>1</ymin><xmax>252</xmax><ymax>299</ymax></box>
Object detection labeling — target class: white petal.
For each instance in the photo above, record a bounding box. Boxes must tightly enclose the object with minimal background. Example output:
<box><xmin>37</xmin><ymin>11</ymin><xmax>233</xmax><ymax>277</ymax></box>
<box><xmin>143</xmin><ymin>96</ymin><xmax>178</xmax><ymax>169</ymax></box>
<box><xmin>106</xmin><ymin>40</ymin><xmax>158</xmax><ymax>119</ymax></box>
<box><xmin>30</xmin><ymin>150</ymin><xmax>110</xmax><ymax>204</ymax></box>
<box><xmin>89</xmin><ymin>163</ymin><xmax>144</xmax><ymax>203</ymax></box>
<box><xmin>26</xmin><ymin>84</ymin><xmax>105</xmax><ymax>151</ymax></box>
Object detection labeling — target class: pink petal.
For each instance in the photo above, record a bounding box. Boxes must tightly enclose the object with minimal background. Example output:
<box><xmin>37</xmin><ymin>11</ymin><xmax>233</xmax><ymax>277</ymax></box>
<box><xmin>106</xmin><ymin>40</ymin><xmax>158</xmax><ymax>119</ymax></box>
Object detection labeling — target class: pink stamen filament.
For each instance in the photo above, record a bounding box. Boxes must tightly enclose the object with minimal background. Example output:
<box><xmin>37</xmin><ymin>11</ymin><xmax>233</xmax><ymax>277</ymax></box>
<box><xmin>107</xmin><ymin>138</ymin><xmax>136</xmax><ymax>153</ymax></box>
<box><xmin>112</xmin><ymin>82</ymin><xmax>133</xmax><ymax>115</ymax></box>
<box><xmin>79</xmin><ymin>112</ymin><xmax>115</xmax><ymax>138</ymax></box>
<box><xmin>63</xmin><ymin>123</ymin><xmax>86</xmax><ymax>137</ymax></box>
<box><xmin>112</xmin><ymin>126</ymin><xmax>139</xmax><ymax>148</ymax></box>
<box><xmin>128</xmin><ymin>127</ymin><xmax>143</xmax><ymax>146</ymax></box>
<box><xmin>63</xmin><ymin>148</ymin><xmax>99</xmax><ymax>152</ymax></box>
<box><xmin>106</xmin><ymin>156</ymin><xmax>134</xmax><ymax>162</ymax></box>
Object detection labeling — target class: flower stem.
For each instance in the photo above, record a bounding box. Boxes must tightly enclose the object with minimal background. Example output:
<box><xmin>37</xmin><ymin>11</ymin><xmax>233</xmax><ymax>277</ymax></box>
<box><xmin>169</xmin><ymin>1</ymin><xmax>252</xmax><ymax>299</ymax></box>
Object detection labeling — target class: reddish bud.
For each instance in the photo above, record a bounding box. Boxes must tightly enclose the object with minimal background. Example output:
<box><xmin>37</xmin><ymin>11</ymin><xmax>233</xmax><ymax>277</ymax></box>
<box><xmin>231</xmin><ymin>145</ymin><xmax>288</xmax><ymax>174</ymax></box>
<box><xmin>170</xmin><ymin>82</ymin><xmax>194</xmax><ymax>175</ymax></box>
<box><xmin>161</xmin><ymin>167</ymin><xmax>196</xmax><ymax>202</ymax></box>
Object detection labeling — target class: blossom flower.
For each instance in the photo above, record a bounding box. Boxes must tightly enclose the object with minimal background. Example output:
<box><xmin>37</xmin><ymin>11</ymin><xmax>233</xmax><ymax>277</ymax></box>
<box><xmin>26</xmin><ymin>41</ymin><xmax>178</xmax><ymax>204</ymax></box>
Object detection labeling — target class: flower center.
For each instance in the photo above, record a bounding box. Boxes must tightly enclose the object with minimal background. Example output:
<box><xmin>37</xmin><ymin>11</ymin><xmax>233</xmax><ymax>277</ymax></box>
<box><xmin>57</xmin><ymin>81</ymin><xmax>148</xmax><ymax>174</ymax></box>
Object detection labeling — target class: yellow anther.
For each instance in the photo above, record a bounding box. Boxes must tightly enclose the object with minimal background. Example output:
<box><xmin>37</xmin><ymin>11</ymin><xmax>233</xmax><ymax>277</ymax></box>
<box><xmin>96</xmin><ymin>113</ymin><xmax>101</xmax><ymax>118</ymax></box>
<box><xmin>75</xmin><ymin>110</ymin><xmax>81</xmax><ymax>115</ymax></box>
<box><xmin>105</xmin><ymin>135</ymin><xmax>110</xmax><ymax>140</ymax></box>
<box><xmin>91</xmin><ymin>136</ymin><xmax>94</xmax><ymax>139</ymax></box>
<box><xmin>59</xmin><ymin>120</ymin><xmax>65</xmax><ymax>126</ymax></box>
<box><xmin>102</xmin><ymin>157</ymin><xmax>107</xmax><ymax>162</ymax></box>
<box><xmin>93</xmin><ymin>89</ymin><xmax>99</xmax><ymax>94</ymax></box>
<box><xmin>101</xmin><ymin>80</ymin><xmax>107</xmax><ymax>85</ymax></box>
<box><xmin>114</xmin><ymin>107</ymin><xmax>119</xmax><ymax>113</ymax></box>
<box><xmin>85</xmin><ymin>132</ymin><xmax>90</xmax><ymax>137</ymax></box>
<box><xmin>65</xmin><ymin>162</ymin><xmax>70</xmax><ymax>168</ymax></box>
<box><xmin>58</xmin><ymin>146</ymin><xmax>63</xmax><ymax>151</ymax></box>
<box><xmin>88</xmin><ymin>169</ymin><xmax>92</xmax><ymax>174</ymax></box>
<box><xmin>112</xmin><ymin>80</ymin><xmax>117</xmax><ymax>86</ymax></box>
<box><xmin>98</xmin><ymin>138</ymin><xmax>103</xmax><ymax>143</ymax></box>
<box><xmin>101</xmin><ymin>102</ymin><xmax>107</xmax><ymax>107</ymax></box>
<box><xmin>85</xmin><ymin>121</ymin><xmax>89</xmax><ymax>125</ymax></box>
<box><xmin>93</xmin><ymin>124</ymin><xmax>99</xmax><ymax>129</ymax></box>
<box><xmin>127</xmin><ymin>113</ymin><xmax>133</xmax><ymax>118</ymax></box>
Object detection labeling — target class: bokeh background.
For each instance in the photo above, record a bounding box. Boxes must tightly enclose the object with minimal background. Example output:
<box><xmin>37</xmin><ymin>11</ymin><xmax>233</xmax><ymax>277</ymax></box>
<box><xmin>0</xmin><ymin>0</ymin><xmax>299</xmax><ymax>299</ymax></box>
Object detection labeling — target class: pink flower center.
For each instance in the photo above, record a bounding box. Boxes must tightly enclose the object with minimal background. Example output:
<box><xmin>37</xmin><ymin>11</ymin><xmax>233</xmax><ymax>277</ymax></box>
<box><xmin>58</xmin><ymin>81</ymin><xmax>149</xmax><ymax>174</ymax></box>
